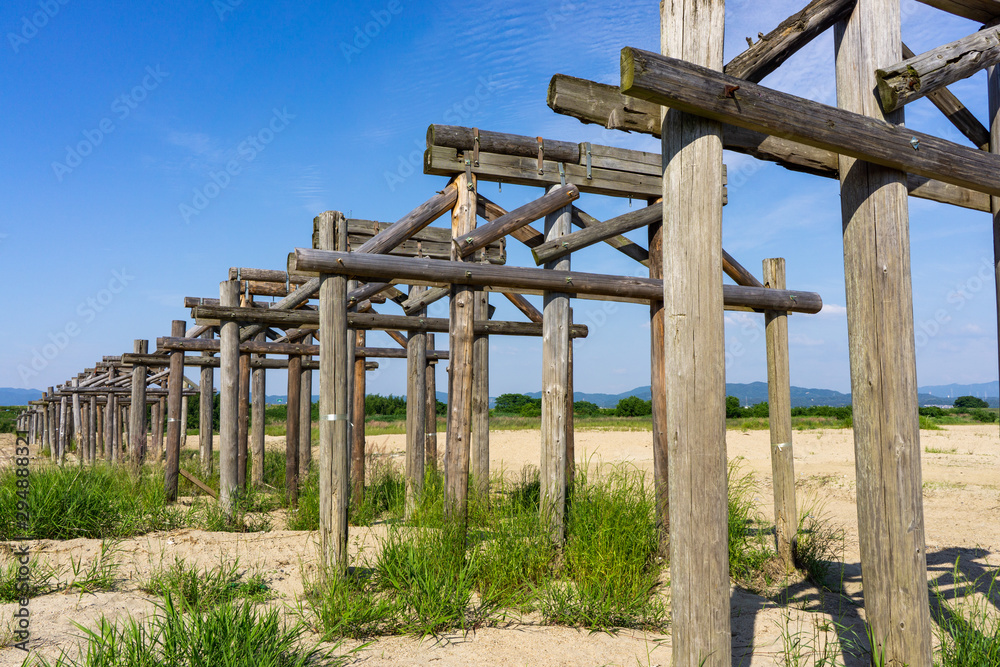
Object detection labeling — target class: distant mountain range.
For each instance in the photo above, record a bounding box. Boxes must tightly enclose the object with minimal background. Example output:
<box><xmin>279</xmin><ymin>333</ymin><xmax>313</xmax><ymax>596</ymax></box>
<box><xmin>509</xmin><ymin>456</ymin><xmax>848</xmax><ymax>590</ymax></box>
<box><xmin>5</xmin><ymin>382</ymin><xmax>999</xmax><ymax>409</ymax></box>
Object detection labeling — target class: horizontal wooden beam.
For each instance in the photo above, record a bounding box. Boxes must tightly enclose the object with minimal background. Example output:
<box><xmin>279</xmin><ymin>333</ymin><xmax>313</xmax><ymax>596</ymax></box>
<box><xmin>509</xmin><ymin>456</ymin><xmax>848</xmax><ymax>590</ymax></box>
<box><xmin>291</xmin><ymin>249</ymin><xmax>824</xmax><ymax>314</ymax></box>
<box><xmin>916</xmin><ymin>0</ymin><xmax>1000</xmax><ymax>23</ymax></box>
<box><xmin>547</xmin><ymin>73</ymin><xmax>992</xmax><ymax>212</ymax></box>
<box><xmin>877</xmin><ymin>23</ymin><xmax>1000</xmax><ymax>112</ymax></box>
<box><xmin>620</xmin><ymin>47</ymin><xmax>1000</xmax><ymax>197</ymax></box>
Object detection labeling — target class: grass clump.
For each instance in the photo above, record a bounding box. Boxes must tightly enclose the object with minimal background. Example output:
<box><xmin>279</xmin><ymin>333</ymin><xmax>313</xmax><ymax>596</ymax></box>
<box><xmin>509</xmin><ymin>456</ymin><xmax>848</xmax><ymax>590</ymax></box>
<box><xmin>793</xmin><ymin>502</ymin><xmax>846</xmax><ymax>590</ymax></box>
<box><xmin>727</xmin><ymin>459</ymin><xmax>778</xmax><ymax>590</ymax></box>
<box><xmin>35</xmin><ymin>594</ymin><xmax>345</xmax><ymax>667</ymax></box>
<box><xmin>0</xmin><ymin>465</ymin><xmax>182</xmax><ymax>540</ymax></box>
<box><xmin>303</xmin><ymin>568</ymin><xmax>405</xmax><ymax>639</ymax></box>
<box><xmin>141</xmin><ymin>558</ymin><xmax>270</xmax><ymax>611</ymax></box>
<box><xmin>0</xmin><ymin>554</ymin><xmax>58</xmax><ymax>601</ymax></box>
<box><xmin>935</xmin><ymin>561</ymin><xmax>1000</xmax><ymax>666</ymax></box>
<box><xmin>187</xmin><ymin>489</ymin><xmax>272</xmax><ymax>533</ymax></box>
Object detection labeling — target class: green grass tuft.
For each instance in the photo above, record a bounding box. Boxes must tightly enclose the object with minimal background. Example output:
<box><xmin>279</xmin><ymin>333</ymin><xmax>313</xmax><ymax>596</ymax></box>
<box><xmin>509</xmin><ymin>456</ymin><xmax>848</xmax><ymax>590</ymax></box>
<box><xmin>140</xmin><ymin>558</ymin><xmax>271</xmax><ymax>611</ymax></box>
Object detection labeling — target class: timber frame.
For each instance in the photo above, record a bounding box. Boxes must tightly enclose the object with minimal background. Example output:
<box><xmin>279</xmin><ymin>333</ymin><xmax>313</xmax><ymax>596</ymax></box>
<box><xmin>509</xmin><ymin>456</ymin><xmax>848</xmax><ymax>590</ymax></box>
<box><xmin>20</xmin><ymin>0</ymin><xmax>1000</xmax><ymax>662</ymax></box>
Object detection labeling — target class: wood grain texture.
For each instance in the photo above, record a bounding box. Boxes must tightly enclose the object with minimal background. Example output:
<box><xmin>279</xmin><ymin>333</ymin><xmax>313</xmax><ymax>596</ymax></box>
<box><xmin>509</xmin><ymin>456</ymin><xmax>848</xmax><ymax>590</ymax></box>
<box><xmin>835</xmin><ymin>2</ymin><xmax>933</xmax><ymax>661</ymax></box>
<box><xmin>299</xmin><ymin>334</ymin><xmax>313</xmax><ymax>479</ymax></box>
<box><xmin>649</xmin><ymin>211</ymin><xmax>669</xmax><ymax>558</ymax></box>
<box><xmin>165</xmin><ymin>321</ymin><xmax>186</xmax><ymax>502</ymax></box>
<box><xmin>199</xmin><ymin>332</ymin><xmax>214</xmax><ymax>475</ymax></box>
<box><xmin>355</xmin><ymin>183</ymin><xmax>458</xmax><ymax>255</ymax></box>
<box><xmin>129</xmin><ymin>340</ymin><xmax>149</xmax><ymax>471</ymax></box>
<box><xmin>405</xmin><ymin>286</ymin><xmax>427</xmax><ymax>519</ymax></box>
<box><xmin>425</xmin><ymin>333</ymin><xmax>439</xmax><ymax>472</ymax></box>
<box><xmin>917</xmin><ymin>0</ymin><xmax>1000</xmax><ymax>21</ymax></box>
<box><xmin>238</xmin><ymin>343</ymin><xmax>250</xmax><ymax>491</ymax></box>
<box><xmin>286</xmin><ymin>354</ymin><xmax>301</xmax><ymax>507</ymax></box>
<box><xmin>541</xmin><ymin>187</ymin><xmax>571</xmax><ymax>544</ymax></box>
<box><xmin>351</xmin><ymin>329</ymin><xmax>366</xmax><ymax>507</ymax></box>
<box><xmin>251</xmin><ymin>333</ymin><xmax>266</xmax><ymax>486</ymax></box>
<box><xmin>659</xmin><ymin>1</ymin><xmax>731</xmax><ymax>663</ymax></box>
<box><xmin>763</xmin><ymin>259</ymin><xmax>797</xmax><ymax>571</ymax></box>
<box><xmin>878</xmin><ymin>24</ymin><xmax>1000</xmax><ymax>111</ymax></box>
<box><xmin>621</xmin><ymin>46</ymin><xmax>1000</xmax><ymax>197</ymax></box>
<box><xmin>219</xmin><ymin>283</ymin><xmax>240</xmax><ymax>515</ymax></box>
<box><xmin>471</xmin><ymin>289</ymin><xmax>490</xmax><ymax>501</ymax></box>
<box><xmin>990</xmin><ymin>64</ymin><xmax>1000</xmax><ymax>437</ymax></box>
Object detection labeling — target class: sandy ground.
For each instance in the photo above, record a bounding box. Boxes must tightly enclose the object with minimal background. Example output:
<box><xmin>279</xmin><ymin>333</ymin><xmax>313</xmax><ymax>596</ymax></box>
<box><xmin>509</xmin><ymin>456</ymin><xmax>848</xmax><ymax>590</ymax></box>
<box><xmin>2</xmin><ymin>424</ymin><xmax>999</xmax><ymax>665</ymax></box>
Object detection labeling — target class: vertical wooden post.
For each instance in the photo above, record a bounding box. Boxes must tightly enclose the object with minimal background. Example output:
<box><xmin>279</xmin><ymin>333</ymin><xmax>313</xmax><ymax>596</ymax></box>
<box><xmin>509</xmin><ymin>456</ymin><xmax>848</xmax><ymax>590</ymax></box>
<box><xmin>164</xmin><ymin>321</ymin><xmax>185</xmax><ymax>502</ymax></box>
<box><xmin>58</xmin><ymin>395</ymin><xmax>68</xmax><ymax>465</ymax></box>
<box><xmin>181</xmin><ymin>395</ymin><xmax>189</xmax><ymax>452</ymax></box>
<box><xmin>471</xmin><ymin>290</ymin><xmax>490</xmax><ymax>501</ymax></box>
<box><xmin>104</xmin><ymin>374</ymin><xmax>115</xmax><ymax>462</ymax></box>
<box><xmin>446</xmin><ymin>173</ymin><xmax>476</xmax><ymax>523</ymax></box>
<box><xmin>649</xmin><ymin>213</ymin><xmax>669</xmax><ymax>556</ymax></box>
<box><xmin>425</xmin><ymin>333</ymin><xmax>438</xmax><ymax>471</ymax></box>
<box><xmin>763</xmin><ymin>258</ymin><xmax>797</xmax><ymax>571</ymax></box>
<box><xmin>286</xmin><ymin>353</ymin><xmax>302</xmax><ymax>507</ymax></box>
<box><xmin>351</xmin><ymin>329</ymin><xmax>367</xmax><ymax>506</ymax></box>
<box><xmin>150</xmin><ymin>398</ymin><xmax>162</xmax><ymax>462</ymax></box>
<box><xmin>79</xmin><ymin>401</ymin><xmax>89</xmax><ymax>465</ymax></box>
<box><xmin>300</xmin><ymin>334</ymin><xmax>314</xmax><ymax>478</ymax></box>
<box><xmin>660</xmin><ymin>0</ymin><xmax>730</xmax><ymax>662</ymax></box>
<box><xmin>71</xmin><ymin>379</ymin><xmax>82</xmax><ymax>463</ymax></box>
<box><xmin>88</xmin><ymin>395</ymin><xmax>97</xmax><ymax>464</ymax></box>
<box><xmin>406</xmin><ymin>286</ymin><xmax>427</xmax><ymax>518</ymax></box>
<box><xmin>238</xmin><ymin>326</ymin><xmax>251</xmax><ymax>491</ymax></box>
<box><xmin>990</xmin><ymin>65</ymin><xmax>1000</xmax><ymax>437</ymax></box>
<box><xmin>200</xmin><ymin>331</ymin><xmax>215</xmax><ymax>474</ymax></box>
<box><xmin>834</xmin><ymin>2</ymin><xmax>932</xmax><ymax>662</ymax></box>
<box><xmin>251</xmin><ymin>332</ymin><xmax>267</xmax><ymax>486</ymax></box>
<box><xmin>130</xmin><ymin>340</ymin><xmax>149</xmax><ymax>472</ymax></box>
<box><xmin>318</xmin><ymin>211</ymin><xmax>350</xmax><ymax>572</ymax></box>
<box><xmin>541</xmin><ymin>186</ymin><xmax>571</xmax><ymax>543</ymax></box>
<box><xmin>566</xmin><ymin>308</ymin><xmax>575</xmax><ymax>486</ymax></box>
<box><xmin>96</xmin><ymin>400</ymin><xmax>104</xmax><ymax>460</ymax></box>
<box><xmin>40</xmin><ymin>394</ymin><xmax>48</xmax><ymax>453</ymax></box>
<box><xmin>219</xmin><ymin>282</ymin><xmax>240</xmax><ymax>515</ymax></box>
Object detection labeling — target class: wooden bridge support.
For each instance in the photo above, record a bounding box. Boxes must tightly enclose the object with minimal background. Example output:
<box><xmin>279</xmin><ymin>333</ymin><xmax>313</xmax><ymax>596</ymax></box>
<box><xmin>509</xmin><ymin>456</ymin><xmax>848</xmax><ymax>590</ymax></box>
<box><xmin>835</xmin><ymin>0</ymin><xmax>932</xmax><ymax>662</ymax></box>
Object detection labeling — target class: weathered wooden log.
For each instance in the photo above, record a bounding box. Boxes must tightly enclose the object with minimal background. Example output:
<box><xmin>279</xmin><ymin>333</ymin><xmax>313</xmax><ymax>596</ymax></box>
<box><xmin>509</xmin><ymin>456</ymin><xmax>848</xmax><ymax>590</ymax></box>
<box><xmin>351</xmin><ymin>330</ymin><xmax>366</xmax><ymax>507</ymax></box>
<box><xmin>428</xmin><ymin>124</ymin><xmax>580</xmax><ymax>162</ymax></box>
<box><xmin>250</xmin><ymin>333</ymin><xmax>266</xmax><ymax>486</ymax></box>
<box><xmin>660</xmin><ymin>1</ymin><xmax>731</xmax><ymax>662</ymax></box>
<box><xmin>531</xmin><ymin>203</ymin><xmax>662</xmax><ymax>265</ymax></box>
<box><xmin>219</xmin><ymin>282</ymin><xmax>240</xmax><ymax>515</ymax></box>
<box><xmin>570</xmin><ymin>206</ymin><xmax>650</xmax><ymax>265</ymax></box>
<box><xmin>405</xmin><ymin>287</ymin><xmax>427</xmax><ymax>518</ymax></box>
<box><xmin>129</xmin><ymin>340</ymin><xmax>149</xmax><ymax>471</ymax></box>
<box><xmin>541</xmin><ymin>187</ymin><xmax>571</xmax><ymax>543</ymax></box>
<box><xmin>286</xmin><ymin>354</ymin><xmax>301</xmax><ymax>507</ymax></box>
<box><xmin>355</xmin><ymin>346</ymin><xmax>449</xmax><ymax>359</ymax></box>
<box><xmin>649</xmin><ymin>209</ymin><xmax>668</xmax><ymax>558</ymax></box>
<box><xmin>763</xmin><ymin>259</ymin><xmax>797</xmax><ymax>571</ymax></box>
<box><xmin>917</xmin><ymin>0</ymin><xmax>1000</xmax><ymax>22</ymax></box>
<box><xmin>354</xmin><ymin>183</ymin><xmax>458</xmax><ymax>255</ymax></box>
<box><xmin>299</xmin><ymin>334</ymin><xmax>313</xmax><ymax>479</ymax></box>
<box><xmin>620</xmin><ymin>47</ymin><xmax>1000</xmax><ymax>197</ymax></box>
<box><xmin>71</xmin><ymin>379</ymin><xmax>82</xmax><ymax>465</ymax></box>
<box><xmin>189</xmin><ymin>306</ymin><xmax>591</xmax><ymax>337</ymax></box>
<box><xmin>238</xmin><ymin>337</ymin><xmax>250</xmax><ymax>490</ymax></box>
<box><xmin>547</xmin><ymin>73</ymin><xmax>992</xmax><ymax>212</ymax></box>
<box><xmin>150</xmin><ymin>397</ymin><xmax>162</xmax><ymax>462</ymax></box>
<box><xmin>726</xmin><ymin>0</ymin><xmax>856</xmax><ymax>83</ymax></box>
<box><xmin>292</xmin><ymin>249</ymin><xmax>823</xmax><ymax>314</ymax></box>
<box><xmin>471</xmin><ymin>289</ymin><xmax>489</xmax><ymax>501</ymax></box>
<box><xmin>199</xmin><ymin>331</ymin><xmax>214</xmax><ymax>474</ymax></box>
<box><xmin>836</xmin><ymin>4</ymin><xmax>933</xmax><ymax>662</ymax></box>
<box><xmin>401</xmin><ymin>285</ymin><xmax>449</xmax><ymax>314</ymax></box>
<box><xmin>87</xmin><ymin>395</ymin><xmax>97</xmax><ymax>463</ymax></box>
<box><xmin>455</xmin><ymin>185</ymin><xmax>579</xmax><ymax>259</ymax></box>
<box><xmin>179</xmin><ymin>468</ymin><xmax>217</xmax><ymax>498</ymax></box>
<box><xmin>165</xmin><ymin>321</ymin><xmax>185</xmax><ymax>502</ymax></box>
<box><xmin>877</xmin><ymin>23</ymin><xmax>1000</xmax><ymax>112</ymax></box>
<box><xmin>503</xmin><ymin>292</ymin><xmax>544</xmax><ymax>323</ymax></box>
<box><xmin>424</xmin><ymin>333</ymin><xmax>438</xmax><ymax>472</ymax></box>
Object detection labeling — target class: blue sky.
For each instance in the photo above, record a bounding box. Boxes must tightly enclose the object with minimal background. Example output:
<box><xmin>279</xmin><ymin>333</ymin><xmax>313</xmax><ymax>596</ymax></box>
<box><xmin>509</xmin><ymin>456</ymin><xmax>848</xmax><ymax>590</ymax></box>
<box><xmin>1</xmin><ymin>0</ymin><xmax>996</xmax><ymax>398</ymax></box>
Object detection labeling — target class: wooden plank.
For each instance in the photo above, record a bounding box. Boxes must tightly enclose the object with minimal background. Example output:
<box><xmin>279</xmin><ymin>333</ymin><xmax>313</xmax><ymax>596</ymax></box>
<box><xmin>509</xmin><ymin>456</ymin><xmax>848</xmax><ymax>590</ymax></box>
<box><xmin>446</xmin><ymin>172</ymin><xmax>476</xmax><ymax>523</ymax></box>
<box><xmin>660</xmin><ymin>1</ymin><xmax>730</xmax><ymax>662</ymax></box>
<box><xmin>621</xmin><ymin>47</ymin><xmax>1000</xmax><ymax>197</ymax></box>
<box><xmin>219</xmin><ymin>282</ymin><xmax>240</xmax><ymax>515</ymax></box>
<box><xmin>903</xmin><ymin>42</ymin><xmax>990</xmax><ymax>148</ymax></box>
<box><xmin>726</xmin><ymin>0</ymin><xmax>857</xmax><ymax>83</ymax></box>
<box><xmin>835</xmin><ymin>3</ymin><xmax>933</xmax><ymax>662</ymax></box>
<box><xmin>129</xmin><ymin>340</ymin><xmax>149</xmax><ymax>471</ymax></box>
<box><xmin>456</xmin><ymin>185</ymin><xmax>579</xmax><ymax>258</ymax></box>
<box><xmin>251</xmin><ymin>332</ymin><xmax>266</xmax><ymax>486</ymax></box>
<box><xmin>165</xmin><ymin>321</ymin><xmax>186</xmax><ymax>502</ymax></box>
<box><xmin>532</xmin><ymin>203</ymin><xmax>661</xmax><ymax>265</ymax></box>
<box><xmin>878</xmin><ymin>24</ymin><xmax>1000</xmax><ymax>112</ymax></box>
<box><xmin>916</xmin><ymin>0</ymin><xmax>1000</xmax><ymax>24</ymax></box>
<box><xmin>763</xmin><ymin>259</ymin><xmax>797</xmax><ymax>571</ymax></box>
<box><xmin>179</xmin><ymin>468</ymin><xmax>218</xmax><ymax>499</ymax></box>
<box><xmin>405</xmin><ymin>286</ymin><xmax>427</xmax><ymax>518</ymax></box>
<box><xmin>292</xmin><ymin>249</ymin><xmax>824</xmax><ymax>314</ymax></box>
<box><xmin>541</xmin><ymin>187</ymin><xmax>571</xmax><ymax>543</ymax></box>
<box><xmin>548</xmin><ymin>73</ymin><xmax>992</xmax><ymax>211</ymax></box>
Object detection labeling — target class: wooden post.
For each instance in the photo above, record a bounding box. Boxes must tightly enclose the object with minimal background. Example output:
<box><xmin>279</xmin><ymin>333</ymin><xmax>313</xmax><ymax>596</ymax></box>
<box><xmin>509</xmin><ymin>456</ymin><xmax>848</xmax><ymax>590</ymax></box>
<box><xmin>130</xmin><ymin>340</ymin><xmax>149</xmax><ymax>472</ymax></box>
<box><xmin>150</xmin><ymin>398</ymin><xmax>162</xmax><ymax>462</ymax></box>
<box><xmin>660</xmin><ymin>0</ymin><xmax>731</xmax><ymax>663</ymax></box>
<box><xmin>181</xmin><ymin>395</ymin><xmax>189</xmax><ymax>451</ymax></box>
<box><xmin>471</xmin><ymin>289</ymin><xmax>490</xmax><ymax>501</ymax></box>
<box><xmin>165</xmin><ymin>321</ymin><xmax>186</xmax><ymax>502</ymax></box>
<box><xmin>238</xmin><ymin>330</ymin><xmax>251</xmax><ymax>491</ymax></box>
<box><xmin>541</xmin><ymin>185</ymin><xmax>571</xmax><ymax>543</ymax></box>
<box><xmin>351</xmin><ymin>329</ymin><xmax>367</xmax><ymax>506</ymax></box>
<box><xmin>406</xmin><ymin>286</ymin><xmax>427</xmax><ymax>518</ymax></box>
<box><xmin>566</xmin><ymin>308</ymin><xmax>575</xmax><ymax>486</ymax></box>
<box><xmin>286</xmin><ymin>353</ymin><xmax>302</xmax><ymax>507</ymax></box>
<box><xmin>992</xmin><ymin>65</ymin><xmax>1000</xmax><ymax>438</ymax></box>
<box><xmin>299</xmin><ymin>334</ymin><xmax>313</xmax><ymax>478</ymax></box>
<box><xmin>200</xmin><ymin>331</ymin><xmax>215</xmax><ymax>474</ymax></box>
<box><xmin>40</xmin><ymin>394</ymin><xmax>48</xmax><ymax>454</ymax></box>
<box><xmin>425</xmin><ymin>334</ymin><xmax>438</xmax><ymax>471</ymax></box>
<box><xmin>220</xmin><ymin>282</ymin><xmax>241</xmax><ymax>515</ymax></box>
<box><xmin>251</xmin><ymin>332</ymin><xmax>267</xmax><ymax>486</ymax></box>
<box><xmin>763</xmin><ymin>259</ymin><xmax>797</xmax><ymax>571</ymax></box>
<box><xmin>96</xmin><ymin>400</ymin><xmax>104</xmax><ymax>460</ymax></box>
<box><xmin>649</xmin><ymin>207</ymin><xmax>669</xmax><ymax>557</ymax></box>
<box><xmin>318</xmin><ymin>211</ymin><xmax>350</xmax><ymax>572</ymax></box>
<box><xmin>88</xmin><ymin>395</ymin><xmax>97</xmax><ymax>464</ymax></box>
<box><xmin>446</xmin><ymin>173</ymin><xmax>476</xmax><ymax>523</ymax></box>
<box><xmin>104</xmin><ymin>374</ymin><xmax>115</xmax><ymax>462</ymax></box>
<box><xmin>79</xmin><ymin>401</ymin><xmax>89</xmax><ymax>465</ymax></box>
<box><xmin>834</xmin><ymin>2</ymin><xmax>933</xmax><ymax>662</ymax></box>
<box><xmin>58</xmin><ymin>395</ymin><xmax>68</xmax><ymax>465</ymax></box>
<box><xmin>71</xmin><ymin>379</ymin><xmax>82</xmax><ymax>463</ymax></box>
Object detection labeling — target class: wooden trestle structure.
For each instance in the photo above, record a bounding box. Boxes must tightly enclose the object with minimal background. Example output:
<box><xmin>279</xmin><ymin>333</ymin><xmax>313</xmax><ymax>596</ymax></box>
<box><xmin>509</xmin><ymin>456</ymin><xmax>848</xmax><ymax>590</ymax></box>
<box><xmin>16</xmin><ymin>0</ymin><xmax>998</xmax><ymax>661</ymax></box>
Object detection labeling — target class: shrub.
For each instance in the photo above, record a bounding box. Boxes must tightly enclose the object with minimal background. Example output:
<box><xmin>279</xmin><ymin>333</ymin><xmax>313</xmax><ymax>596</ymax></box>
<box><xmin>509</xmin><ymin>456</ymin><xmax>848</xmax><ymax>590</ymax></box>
<box><xmin>573</xmin><ymin>400</ymin><xmax>602</xmax><ymax>417</ymax></box>
<box><xmin>494</xmin><ymin>393</ymin><xmax>540</xmax><ymax>415</ymax></box>
<box><xmin>954</xmin><ymin>395</ymin><xmax>989</xmax><ymax>409</ymax></box>
<box><xmin>614</xmin><ymin>395</ymin><xmax>651</xmax><ymax>417</ymax></box>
